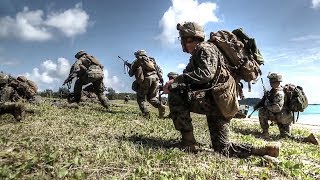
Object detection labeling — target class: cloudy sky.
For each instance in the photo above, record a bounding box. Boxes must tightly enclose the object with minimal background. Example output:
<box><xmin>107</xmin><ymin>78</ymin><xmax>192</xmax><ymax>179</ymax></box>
<box><xmin>1</xmin><ymin>0</ymin><xmax>320</xmax><ymax>103</ymax></box>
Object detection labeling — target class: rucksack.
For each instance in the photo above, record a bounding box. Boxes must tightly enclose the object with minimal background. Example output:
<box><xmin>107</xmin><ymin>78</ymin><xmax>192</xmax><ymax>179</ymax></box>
<box><xmin>283</xmin><ymin>84</ymin><xmax>308</xmax><ymax>112</ymax></box>
<box><xmin>141</xmin><ymin>56</ymin><xmax>156</xmax><ymax>72</ymax></box>
<box><xmin>86</xmin><ymin>55</ymin><xmax>103</xmax><ymax>68</ymax></box>
<box><xmin>86</xmin><ymin>65</ymin><xmax>104</xmax><ymax>80</ymax></box>
<box><xmin>208</xmin><ymin>28</ymin><xmax>264</xmax><ymax>97</ymax></box>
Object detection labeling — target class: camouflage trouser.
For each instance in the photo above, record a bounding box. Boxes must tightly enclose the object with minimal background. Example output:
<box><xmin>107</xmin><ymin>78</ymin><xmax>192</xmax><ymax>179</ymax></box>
<box><xmin>258</xmin><ymin>107</ymin><xmax>276</xmax><ymax>133</ymax></box>
<box><xmin>276</xmin><ymin>123</ymin><xmax>305</xmax><ymax>141</ymax></box>
<box><xmin>258</xmin><ymin>107</ymin><xmax>304</xmax><ymax>140</ymax></box>
<box><xmin>74</xmin><ymin>76</ymin><xmax>109</xmax><ymax>108</ymax></box>
<box><xmin>136</xmin><ymin>76</ymin><xmax>161</xmax><ymax>114</ymax></box>
<box><xmin>169</xmin><ymin>90</ymin><xmax>252</xmax><ymax>157</ymax></box>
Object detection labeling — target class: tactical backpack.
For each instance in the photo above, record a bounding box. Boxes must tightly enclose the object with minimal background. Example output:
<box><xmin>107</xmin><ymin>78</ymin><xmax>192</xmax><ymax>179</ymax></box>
<box><xmin>208</xmin><ymin>28</ymin><xmax>264</xmax><ymax>98</ymax></box>
<box><xmin>141</xmin><ymin>56</ymin><xmax>156</xmax><ymax>72</ymax></box>
<box><xmin>86</xmin><ymin>65</ymin><xmax>104</xmax><ymax>80</ymax></box>
<box><xmin>82</xmin><ymin>55</ymin><xmax>104</xmax><ymax>80</ymax></box>
<box><xmin>283</xmin><ymin>84</ymin><xmax>308</xmax><ymax>122</ymax></box>
<box><xmin>283</xmin><ymin>84</ymin><xmax>308</xmax><ymax>112</ymax></box>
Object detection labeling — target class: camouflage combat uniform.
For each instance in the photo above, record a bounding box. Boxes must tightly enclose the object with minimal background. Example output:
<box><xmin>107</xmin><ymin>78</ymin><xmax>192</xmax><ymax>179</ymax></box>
<box><xmin>66</xmin><ymin>51</ymin><xmax>109</xmax><ymax>109</ymax></box>
<box><xmin>128</xmin><ymin>50</ymin><xmax>165</xmax><ymax>118</ymax></box>
<box><xmin>124</xmin><ymin>95</ymin><xmax>130</xmax><ymax>104</ymax></box>
<box><xmin>167</xmin><ymin>22</ymin><xmax>284</xmax><ymax>157</ymax></box>
<box><xmin>258</xmin><ymin>86</ymin><xmax>294</xmax><ymax>137</ymax></box>
<box><xmin>258</xmin><ymin>73</ymin><xmax>318</xmax><ymax>144</ymax></box>
<box><xmin>169</xmin><ymin>40</ymin><xmax>254</xmax><ymax>157</ymax></box>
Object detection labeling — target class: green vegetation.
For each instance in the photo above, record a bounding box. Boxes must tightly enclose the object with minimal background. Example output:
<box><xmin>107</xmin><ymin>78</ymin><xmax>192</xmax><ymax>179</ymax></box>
<box><xmin>0</xmin><ymin>99</ymin><xmax>319</xmax><ymax>179</ymax></box>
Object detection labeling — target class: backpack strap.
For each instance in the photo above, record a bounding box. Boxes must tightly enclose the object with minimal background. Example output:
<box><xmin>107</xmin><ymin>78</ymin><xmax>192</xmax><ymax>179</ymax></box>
<box><xmin>296</xmin><ymin>111</ymin><xmax>300</xmax><ymax>123</ymax></box>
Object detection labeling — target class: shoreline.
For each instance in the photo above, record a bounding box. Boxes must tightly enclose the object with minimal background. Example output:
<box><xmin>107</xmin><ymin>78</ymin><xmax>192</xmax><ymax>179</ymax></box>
<box><xmin>237</xmin><ymin>117</ymin><xmax>320</xmax><ymax>134</ymax></box>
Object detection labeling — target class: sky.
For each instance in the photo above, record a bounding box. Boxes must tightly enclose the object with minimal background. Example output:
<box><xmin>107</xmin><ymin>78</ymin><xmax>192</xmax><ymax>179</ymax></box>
<box><xmin>1</xmin><ymin>0</ymin><xmax>320</xmax><ymax>104</ymax></box>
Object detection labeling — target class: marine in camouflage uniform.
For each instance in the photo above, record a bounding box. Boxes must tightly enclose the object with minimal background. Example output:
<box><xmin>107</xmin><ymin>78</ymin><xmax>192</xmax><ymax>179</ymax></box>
<box><xmin>128</xmin><ymin>50</ymin><xmax>165</xmax><ymax>118</ymax></box>
<box><xmin>163</xmin><ymin>22</ymin><xmax>281</xmax><ymax>157</ymax></box>
<box><xmin>63</xmin><ymin>50</ymin><xmax>110</xmax><ymax>109</ymax></box>
<box><xmin>124</xmin><ymin>95</ymin><xmax>130</xmax><ymax>104</ymax></box>
<box><xmin>257</xmin><ymin>73</ymin><xmax>319</xmax><ymax>145</ymax></box>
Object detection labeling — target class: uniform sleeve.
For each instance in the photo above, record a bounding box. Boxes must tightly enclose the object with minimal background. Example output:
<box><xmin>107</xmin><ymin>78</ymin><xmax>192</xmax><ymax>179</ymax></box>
<box><xmin>128</xmin><ymin>59</ymin><xmax>139</xmax><ymax>77</ymax></box>
<box><xmin>71</xmin><ymin>60</ymin><xmax>82</xmax><ymax>73</ymax></box>
<box><xmin>265</xmin><ymin>91</ymin><xmax>285</xmax><ymax>112</ymax></box>
<box><xmin>175</xmin><ymin>46</ymin><xmax>217</xmax><ymax>84</ymax></box>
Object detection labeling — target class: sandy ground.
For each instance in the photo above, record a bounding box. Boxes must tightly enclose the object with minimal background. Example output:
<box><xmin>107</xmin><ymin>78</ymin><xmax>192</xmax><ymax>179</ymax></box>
<box><xmin>238</xmin><ymin>117</ymin><xmax>320</xmax><ymax>134</ymax></box>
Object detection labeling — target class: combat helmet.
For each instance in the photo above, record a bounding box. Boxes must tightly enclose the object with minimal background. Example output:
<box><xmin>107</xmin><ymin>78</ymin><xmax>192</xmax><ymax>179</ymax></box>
<box><xmin>167</xmin><ymin>72</ymin><xmax>178</xmax><ymax>79</ymax></box>
<box><xmin>0</xmin><ymin>72</ymin><xmax>9</xmax><ymax>84</ymax></box>
<box><xmin>75</xmin><ymin>50</ymin><xmax>87</xmax><ymax>59</ymax></box>
<box><xmin>267</xmin><ymin>72</ymin><xmax>282</xmax><ymax>83</ymax></box>
<box><xmin>176</xmin><ymin>22</ymin><xmax>205</xmax><ymax>40</ymax></box>
<box><xmin>134</xmin><ymin>50</ymin><xmax>147</xmax><ymax>58</ymax></box>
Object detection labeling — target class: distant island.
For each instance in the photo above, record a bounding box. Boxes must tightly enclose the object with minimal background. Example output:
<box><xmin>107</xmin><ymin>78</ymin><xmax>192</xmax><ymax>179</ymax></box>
<box><xmin>240</xmin><ymin>99</ymin><xmax>319</xmax><ymax>106</ymax></box>
<box><xmin>239</xmin><ymin>98</ymin><xmax>261</xmax><ymax>106</ymax></box>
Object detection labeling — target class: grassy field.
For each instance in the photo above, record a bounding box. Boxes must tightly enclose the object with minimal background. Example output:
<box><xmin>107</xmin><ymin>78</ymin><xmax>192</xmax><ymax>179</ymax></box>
<box><xmin>0</xmin><ymin>99</ymin><xmax>319</xmax><ymax>179</ymax></box>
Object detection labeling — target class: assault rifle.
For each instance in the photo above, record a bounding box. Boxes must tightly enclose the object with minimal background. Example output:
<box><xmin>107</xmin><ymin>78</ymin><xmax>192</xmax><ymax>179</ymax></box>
<box><xmin>247</xmin><ymin>78</ymin><xmax>268</xmax><ymax>118</ymax></box>
<box><xmin>117</xmin><ymin>56</ymin><xmax>131</xmax><ymax>74</ymax></box>
<box><xmin>63</xmin><ymin>73</ymin><xmax>76</xmax><ymax>90</ymax></box>
<box><xmin>62</xmin><ymin>64</ymin><xmax>77</xmax><ymax>89</ymax></box>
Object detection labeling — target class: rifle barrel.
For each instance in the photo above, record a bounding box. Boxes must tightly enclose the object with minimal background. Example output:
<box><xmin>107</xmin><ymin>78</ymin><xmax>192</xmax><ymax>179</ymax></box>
<box><xmin>247</xmin><ymin>110</ymin><xmax>256</xmax><ymax>118</ymax></box>
<box><xmin>118</xmin><ymin>56</ymin><xmax>126</xmax><ymax>62</ymax></box>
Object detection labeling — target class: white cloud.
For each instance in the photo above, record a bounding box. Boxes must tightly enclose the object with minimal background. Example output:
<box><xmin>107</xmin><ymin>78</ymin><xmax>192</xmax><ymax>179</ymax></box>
<box><xmin>103</xmin><ymin>69</ymin><xmax>124</xmax><ymax>92</ymax></box>
<box><xmin>42</xmin><ymin>60</ymin><xmax>57</xmax><ymax>71</ymax></box>
<box><xmin>0</xmin><ymin>7</ymin><xmax>52</xmax><ymax>41</ymax></box>
<box><xmin>312</xmin><ymin>0</ymin><xmax>320</xmax><ymax>8</ymax></box>
<box><xmin>0</xmin><ymin>3</ymin><xmax>89</xmax><ymax>41</ymax></box>
<box><xmin>177</xmin><ymin>63</ymin><xmax>186</xmax><ymax>69</ymax></box>
<box><xmin>45</xmin><ymin>3</ymin><xmax>89</xmax><ymax>37</ymax></box>
<box><xmin>157</xmin><ymin>0</ymin><xmax>219</xmax><ymax>45</ymax></box>
<box><xmin>24</xmin><ymin>58</ymin><xmax>71</xmax><ymax>90</ymax></box>
<box><xmin>24</xmin><ymin>58</ymin><xmax>124</xmax><ymax>93</ymax></box>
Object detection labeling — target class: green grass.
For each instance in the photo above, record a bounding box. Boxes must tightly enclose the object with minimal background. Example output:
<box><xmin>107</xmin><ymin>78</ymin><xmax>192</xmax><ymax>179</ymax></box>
<box><xmin>0</xmin><ymin>99</ymin><xmax>319</xmax><ymax>179</ymax></box>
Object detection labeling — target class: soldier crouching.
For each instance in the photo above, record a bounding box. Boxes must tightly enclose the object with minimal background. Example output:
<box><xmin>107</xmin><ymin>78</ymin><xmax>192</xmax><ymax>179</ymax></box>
<box><xmin>163</xmin><ymin>22</ymin><xmax>280</xmax><ymax>158</ymax></box>
<box><xmin>257</xmin><ymin>73</ymin><xmax>319</xmax><ymax>145</ymax></box>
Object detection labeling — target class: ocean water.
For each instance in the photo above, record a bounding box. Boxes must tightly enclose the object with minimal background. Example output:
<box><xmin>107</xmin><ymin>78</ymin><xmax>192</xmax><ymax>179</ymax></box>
<box><xmin>248</xmin><ymin>104</ymin><xmax>320</xmax><ymax>126</ymax></box>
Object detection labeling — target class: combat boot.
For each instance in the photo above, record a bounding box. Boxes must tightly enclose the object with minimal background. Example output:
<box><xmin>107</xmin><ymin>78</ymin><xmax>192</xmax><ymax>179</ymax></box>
<box><xmin>303</xmin><ymin>133</ymin><xmax>319</xmax><ymax>145</ymax></box>
<box><xmin>251</xmin><ymin>143</ymin><xmax>280</xmax><ymax>157</ymax></box>
<box><xmin>142</xmin><ymin>111</ymin><xmax>150</xmax><ymax>119</ymax></box>
<box><xmin>158</xmin><ymin>104</ymin><xmax>165</xmax><ymax>119</ymax></box>
<box><xmin>173</xmin><ymin>131</ymin><xmax>198</xmax><ymax>153</ymax></box>
<box><xmin>261</xmin><ymin>129</ymin><xmax>270</xmax><ymax>139</ymax></box>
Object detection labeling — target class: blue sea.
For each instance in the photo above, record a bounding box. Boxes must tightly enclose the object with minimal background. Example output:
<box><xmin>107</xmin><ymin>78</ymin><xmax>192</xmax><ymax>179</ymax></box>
<box><xmin>248</xmin><ymin>104</ymin><xmax>320</xmax><ymax>126</ymax></box>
